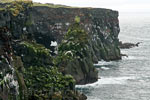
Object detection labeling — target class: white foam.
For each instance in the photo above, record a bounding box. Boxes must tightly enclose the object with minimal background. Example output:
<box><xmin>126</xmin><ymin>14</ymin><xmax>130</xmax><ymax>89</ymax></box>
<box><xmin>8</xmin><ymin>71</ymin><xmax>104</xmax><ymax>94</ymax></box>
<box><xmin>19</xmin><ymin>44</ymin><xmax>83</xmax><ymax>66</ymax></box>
<box><xmin>101</xmin><ymin>66</ymin><xmax>110</xmax><ymax>70</ymax></box>
<box><xmin>94</xmin><ymin>60</ymin><xmax>112</xmax><ymax>66</ymax></box>
<box><xmin>122</xmin><ymin>56</ymin><xmax>135</xmax><ymax>60</ymax></box>
<box><xmin>122</xmin><ymin>56</ymin><xmax>148</xmax><ymax>60</ymax></box>
<box><xmin>76</xmin><ymin>76</ymin><xmax>135</xmax><ymax>88</ymax></box>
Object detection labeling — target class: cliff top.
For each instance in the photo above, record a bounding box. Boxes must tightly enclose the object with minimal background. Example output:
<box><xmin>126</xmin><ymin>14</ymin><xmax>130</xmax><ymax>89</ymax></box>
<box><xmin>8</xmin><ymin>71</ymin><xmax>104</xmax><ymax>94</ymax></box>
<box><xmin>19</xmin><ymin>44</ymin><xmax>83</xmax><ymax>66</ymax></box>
<box><xmin>0</xmin><ymin>0</ymin><xmax>32</xmax><ymax>10</ymax></box>
<box><xmin>0</xmin><ymin>0</ymin><xmax>32</xmax><ymax>3</ymax></box>
<box><xmin>0</xmin><ymin>0</ymin><xmax>73</xmax><ymax>8</ymax></box>
<box><xmin>0</xmin><ymin>0</ymin><xmax>98</xmax><ymax>9</ymax></box>
<box><xmin>33</xmin><ymin>2</ymin><xmax>72</xmax><ymax>8</ymax></box>
<box><xmin>0</xmin><ymin>0</ymin><xmax>118</xmax><ymax>15</ymax></box>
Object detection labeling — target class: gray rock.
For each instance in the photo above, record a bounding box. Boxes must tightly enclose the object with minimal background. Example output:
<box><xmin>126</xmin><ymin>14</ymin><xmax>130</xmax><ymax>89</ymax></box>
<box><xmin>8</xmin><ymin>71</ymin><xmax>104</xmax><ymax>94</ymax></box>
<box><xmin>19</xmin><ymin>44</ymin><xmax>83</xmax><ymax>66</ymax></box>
<box><xmin>119</xmin><ymin>41</ymin><xmax>141</xmax><ymax>49</ymax></box>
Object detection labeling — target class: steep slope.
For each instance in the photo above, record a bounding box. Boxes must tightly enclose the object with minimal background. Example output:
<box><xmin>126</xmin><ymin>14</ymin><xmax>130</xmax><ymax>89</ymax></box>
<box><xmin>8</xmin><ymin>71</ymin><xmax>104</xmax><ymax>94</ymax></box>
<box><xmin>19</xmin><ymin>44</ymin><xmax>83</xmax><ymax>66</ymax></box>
<box><xmin>30</xmin><ymin>6</ymin><xmax>121</xmax><ymax>62</ymax></box>
<box><xmin>0</xmin><ymin>1</ymin><xmax>121</xmax><ymax>99</ymax></box>
<box><xmin>29</xmin><ymin>5</ymin><xmax>121</xmax><ymax>84</ymax></box>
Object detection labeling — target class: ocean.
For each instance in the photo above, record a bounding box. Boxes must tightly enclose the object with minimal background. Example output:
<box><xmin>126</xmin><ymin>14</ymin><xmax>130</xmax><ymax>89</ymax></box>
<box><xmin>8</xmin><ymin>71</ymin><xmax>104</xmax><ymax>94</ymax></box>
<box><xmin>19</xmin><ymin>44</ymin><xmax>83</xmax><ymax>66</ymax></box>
<box><xmin>76</xmin><ymin>12</ymin><xmax>150</xmax><ymax>100</ymax></box>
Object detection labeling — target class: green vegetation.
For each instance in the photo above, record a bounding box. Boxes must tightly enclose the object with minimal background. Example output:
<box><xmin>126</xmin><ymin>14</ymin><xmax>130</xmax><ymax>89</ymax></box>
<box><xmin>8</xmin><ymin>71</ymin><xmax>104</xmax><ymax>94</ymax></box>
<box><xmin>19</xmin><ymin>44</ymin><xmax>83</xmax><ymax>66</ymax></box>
<box><xmin>25</xmin><ymin>16</ymin><xmax>33</xmax><ymax>26</ymax></box>
<box><xmin>21</xmin><ymin>41</ymin><xmax>51</xmax><ymax>57</ymax></box>
<box><xmin>0</xmin><ymin>0</ymin><xmax>32</xmax><ymax>3</ymax></box>
<box><xmin>24</xmin><ymin>66</ymin><xmax>75</xmax><ymax>99</ymax></box>
<box><xmin>6</xmin><ymin>0</ymin><xmax>33</xmax><ymax>16</ymax></box>
<box><xmin>0</xmin><ymin>0</ymin><xmax>14</xmax><ymax>3</ymax></box>
<box><xmin>19</xmin><ymin>41</ymin><xmax>53</xmax><ymax>67</ymax></box>
<box><xmin>59</xmin><ymin>23</ymin><xmax>88</xmax><ymax>57</ymax></box>
<box><xmin>55</xmin><ymin>20</ymin><xmax>89</xmax><ymax>71</ymax></box>
<box><xmin>33</xmin><ymin>2</ymin><xmax>72</xmax><ymax>8</ymax></box>
<box><xmin>0</xmin><ymin>2</ymin><xmax>88</xmax><ymax>99</ymax></box>
<box><xmin>75</xmin><ymin>16</ymin><xmax>80</xmax><ymax>23</ymax></box>
<box><xmin>0</xmin><ymin>8</ymin><xmax>5</xmax><ymax>11</ymax></box>
<box><xmin>15</xmin><ymin>41</ymin><xmax>76</xmax><ymax>99</ymax></box>
<box><xmin>33</xmin><ymin>2</ymin><xmax>94</xmax><ymax>9</ymax></box>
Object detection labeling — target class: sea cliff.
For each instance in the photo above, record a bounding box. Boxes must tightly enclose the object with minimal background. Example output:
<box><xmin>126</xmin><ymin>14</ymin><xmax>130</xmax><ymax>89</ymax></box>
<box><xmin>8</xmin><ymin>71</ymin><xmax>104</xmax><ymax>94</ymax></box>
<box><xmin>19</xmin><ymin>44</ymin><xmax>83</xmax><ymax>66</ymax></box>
<box><xmin>29</xmin><ymin>5</ymin><xmax>121</xmax><ymax>84</ymax></box>
<box><xmin>0</xmin><ymin>1</ymin><xmax>121</xmax><ymax>99</ymax></box>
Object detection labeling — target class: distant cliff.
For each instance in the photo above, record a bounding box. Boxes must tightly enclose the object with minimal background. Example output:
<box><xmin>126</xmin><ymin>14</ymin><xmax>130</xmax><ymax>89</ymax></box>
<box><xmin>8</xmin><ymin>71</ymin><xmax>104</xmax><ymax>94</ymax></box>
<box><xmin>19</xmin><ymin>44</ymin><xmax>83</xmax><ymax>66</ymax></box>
<box><xmin>0</xmin><ymin>1</ymin><xmax>121</xmax><ymax>99</ymax></box>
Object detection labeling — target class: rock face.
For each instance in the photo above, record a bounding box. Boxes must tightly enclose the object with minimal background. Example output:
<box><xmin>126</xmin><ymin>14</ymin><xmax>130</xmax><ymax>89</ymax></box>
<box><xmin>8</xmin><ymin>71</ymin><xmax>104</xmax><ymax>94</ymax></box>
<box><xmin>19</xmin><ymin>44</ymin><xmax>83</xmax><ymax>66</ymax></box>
<box><xmin>30</xmin><ymin>6</ymin><xmax>121</xmax><ymax>61</ymax></box>
<box><xmin>0</xmin><ymin>1</ymin><xmax>122</xmax><ymax>99</ymax></box>
<box><xmin>0</xmin><ymin>2</ymin><xmax>32</xmax><ymax>99</ymax></box>
<box><xmin>29</xmin><ymin>6</ymin><xmax>121</xmax><ymax>84</ymax></box>
<box><xmin>0</xmin><ymin>2</ymin><xmax>87</xmax><ymax>99</ymax></box>
<box><xmin>0</xmin><ymin>1</ymin><xmax>121</xmax><ymax>88</ymax></box>
<box><xmin>55</xmin><ymin>23</ymin><xmax>98</xmax><ymax>84</ymax></box>
<box><xmin>119</xmin><ymin>41</ymin><xmax>141</xmax><ymax>49</ymax></box>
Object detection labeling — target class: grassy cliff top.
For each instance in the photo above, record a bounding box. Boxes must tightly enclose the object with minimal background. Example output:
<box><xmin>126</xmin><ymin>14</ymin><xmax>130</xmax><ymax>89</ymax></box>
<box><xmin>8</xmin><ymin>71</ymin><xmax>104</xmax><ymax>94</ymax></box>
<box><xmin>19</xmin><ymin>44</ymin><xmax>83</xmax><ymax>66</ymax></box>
<box><xmin>0</xmin><ymin>0</ymin><xmax>113</xmax><ymax>11</ymax></box>
<box><xmin>0</xmin><ymin>0</ymin><xmax>72</xmax><ymax>8</ymax></box>
<box><xmin>0</xmin><ymin>0</ymin><xmax>14</xmax><ymax>3</ymax></box>
<box><xmin>0</xmin><ymin>0</ymin><xmax>32</xmax><ymax>3</ymax></box>
<box><xmin>33</xmin><ymin>2</ymin><xmax>72</xmax><ymax>8</ymax></box>
<box><xmin>0</xmin><ymin>0</ymin><xmax>92</xmax><ymax>8</ymax></box>
<box><xmin>33</xmin><ymin>2</ymin><xmax>95</xmax><ymax>9</ymax></box>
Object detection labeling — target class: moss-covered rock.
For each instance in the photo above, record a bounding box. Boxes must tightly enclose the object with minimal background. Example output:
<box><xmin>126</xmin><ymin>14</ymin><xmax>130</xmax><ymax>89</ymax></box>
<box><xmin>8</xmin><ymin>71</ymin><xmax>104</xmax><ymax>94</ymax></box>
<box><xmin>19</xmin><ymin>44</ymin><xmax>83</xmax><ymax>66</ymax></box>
<box><xmin>14</xmin><ymin>41</ymin><xmax>53</xmax><ymax>67</ymax></box>
<box><xmin>13</xmin><ymin>56</ymin><xmax>28</xmax><ymax>100</ymax></box>
<box><xmin>24</xmin><ymin>66</ymin><xmax>76</xmax><ymax>100</ymax></box>
<box><xmin>55</xmin><ymin>22</ymin><xmax>98</xmax><ymax>84</ymax></box>
<box><xmin>13</xmin><ymin>40</ymin><xmax>84</xmax><ymax>99</ymax></box>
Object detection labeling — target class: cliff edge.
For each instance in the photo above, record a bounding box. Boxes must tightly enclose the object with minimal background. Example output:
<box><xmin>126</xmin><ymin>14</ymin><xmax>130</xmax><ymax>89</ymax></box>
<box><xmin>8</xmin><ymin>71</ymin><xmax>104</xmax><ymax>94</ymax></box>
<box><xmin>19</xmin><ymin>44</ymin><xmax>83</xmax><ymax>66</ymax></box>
<box><xmin>29</xmin><ymin>5</ymin><xmax>121</xmax><ymax>84</ymax></box>
<box><xmin>0</xmin><ymin>1</ymin><xmax>121</xmax><ymax>99</ymax></box>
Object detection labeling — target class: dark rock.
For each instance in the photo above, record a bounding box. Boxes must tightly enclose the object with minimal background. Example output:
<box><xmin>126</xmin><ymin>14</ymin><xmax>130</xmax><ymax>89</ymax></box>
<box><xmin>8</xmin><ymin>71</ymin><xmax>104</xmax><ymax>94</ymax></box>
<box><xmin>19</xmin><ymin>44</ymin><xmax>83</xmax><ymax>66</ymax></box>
<box><xmin>0</xmin><ymin>26</ymin><xmax>19</xmax><ymax>100</ymax></box>
<box><xmin>119</xmin><ymin>41</ymin><xmax>141</xmax><ymax>49</ymax></box>
<box><xmin>0</xmin><ymin>1</ymin><xmax>122</xmax><ymax>99</ymax></box>
<box><xmin>0</xmin><ymin>2</ymin><xmax>121</xmax><ymax>85</ymax></box>
<box><xmin>30</xmin><ymin>6</ymin><xmax>121</xmax><ymax>62</ymax></box>
<box><xmin>121</xmin><ymin>53</ymin><xmax>128</xmax><ymax>57</ymax></box>
<box><xmin>28</xmin><ymin>6</ymin><xmax>121</xmax><ymax>84</ymax></box>
<box><xmin>56</xmin><ymin>23</ymin><xmax>98</xmax><ymax>84</ymax></box>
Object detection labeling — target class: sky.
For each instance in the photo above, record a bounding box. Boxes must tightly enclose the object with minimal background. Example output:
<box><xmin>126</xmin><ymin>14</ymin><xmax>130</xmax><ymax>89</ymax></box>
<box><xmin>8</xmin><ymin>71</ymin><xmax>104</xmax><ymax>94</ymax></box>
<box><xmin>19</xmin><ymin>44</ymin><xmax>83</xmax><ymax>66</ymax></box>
<box><xmin>33</xmin><ymin>0</ymin><xmax>150</xmax><ymax>12</ymax></box>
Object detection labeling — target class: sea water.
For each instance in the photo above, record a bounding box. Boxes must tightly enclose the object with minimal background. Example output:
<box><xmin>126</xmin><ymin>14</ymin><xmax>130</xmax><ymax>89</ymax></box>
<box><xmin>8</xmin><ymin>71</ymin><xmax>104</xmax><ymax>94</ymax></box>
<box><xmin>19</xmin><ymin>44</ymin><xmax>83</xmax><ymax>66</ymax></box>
<box><xmin>76</xmin><ymin>12</ymin><xmax>150</xmax><ymax>100</ymax></box>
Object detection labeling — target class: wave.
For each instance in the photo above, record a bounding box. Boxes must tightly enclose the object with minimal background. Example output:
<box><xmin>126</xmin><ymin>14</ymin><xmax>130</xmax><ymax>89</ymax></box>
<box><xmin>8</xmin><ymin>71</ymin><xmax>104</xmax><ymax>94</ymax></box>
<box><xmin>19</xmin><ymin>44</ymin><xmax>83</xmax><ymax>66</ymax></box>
<box><xmin>94</xmin><ymin>60</ymin><xmax>112</xmax><ymax>66</ymax></box>
<box><xmin>122</xmin><ymin>56</ymin><xmax>136</xmax><ymax>60</ymax></box>
<box><xmin>122</xmin><ymin>55</ymin><xmax>149</xmax><ymax>60</ymax></box>
<box><xmin>76</xmin><ymin>76</ymin><xmax>135</xmax><ymax>89</ymax></box>
<box><xmin>100</xmin><ymin>66</ymin><xmax>110</xmax><ymax>70</ymax></box>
